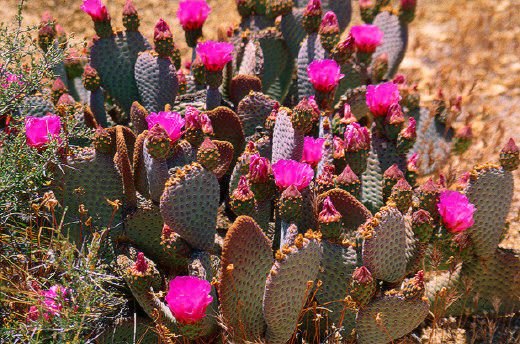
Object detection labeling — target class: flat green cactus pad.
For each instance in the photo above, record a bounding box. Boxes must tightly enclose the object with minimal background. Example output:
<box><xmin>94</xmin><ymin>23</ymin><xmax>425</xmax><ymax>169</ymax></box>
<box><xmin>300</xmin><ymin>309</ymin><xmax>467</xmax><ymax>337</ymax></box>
<box><xmin>356</xmin><ymin>293</ymin><xmax>429</xmax><ymax>344</ymax></box>
<box><xmin>99</xmin><ymin>317</ymin><xmax>159</xmax><ymax>344</ymax></box>
<box><xmin>237</xmin><ymin>91</ymin><xmax>276</xmax><ymax>137</ymax></box>
<box><xmin>52</xmin><ymin>148</ymin><xmax>123</xmax><ymax>242</ymax></box>
<box><xmin>465</xmin><ymin>164</ymin><xmax>514</xmax><ymax>258</ymax></box>
<box><xmin>372</xmin><ymin>11</ymin><xmax>408</xmax><ymax>79</ymax></box>
<box><xmin>134</xmin><ymin>52</ymin><xmax>178</xmax><ymax>113</ymax></box>
<box><xmin>263</xmin><ymin>233</ymin><xmax>322</xmax><ymax>344</ymax></box>
<box><xmin>316</xmin><ymin>241</ymin><xmax>358</xmax><ymax>338</ymax></box>
<box><xmin>272</xmin><ymin>107</ymin><xmax>304</xmax><ymax>163</ymax></box>
<box><xmin>297</xmin><ymin>33</ymin><xmax>328</xmax><ymax>101</ymax></box>
<box><xmin>362</xmin><ymin>206</ymin><xmax>407</xmax><ymax>283</ymax></box>
<box><xmin>90</xmin><ymin>31</ymin><xmax>152</xmax><ymax>114</ymax></box>
<box><xmin>160</xmin><ymin>162</ymin><xmax>219</xmax><ymax>251</ymax></box>
<box><xmin>219</xmin><ymin>216</ymin><xmax>273</xmax><ymax>341</ymax></box>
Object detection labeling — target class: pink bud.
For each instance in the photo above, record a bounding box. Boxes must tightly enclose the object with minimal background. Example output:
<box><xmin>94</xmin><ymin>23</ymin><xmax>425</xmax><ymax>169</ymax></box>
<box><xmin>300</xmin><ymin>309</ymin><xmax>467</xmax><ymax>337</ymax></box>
<box><xmin>27</xmin><ymin>306</ymin><xmax>40</xmax><ymax>322</ymax></box>
<box><xmin>340</xmin><ymin>103</ymin><xmax>357</xmax><ymax>125</ymax></box>
<box><xmin>185</xmin><ymin>106</ymin><xmax>202</xmax><ymax>130</ymax></box>
<box><xmin>385</xmin><ymin>103</ymin><xmax>405</xmax><ymax>125</ymax></box>
<box><xmin>25</xmin><ymin>115</ymin><xmax>61</xmax><ymax>149</ymax></box>
<box><xmin>123</xmin><ymin>0</ymin><xmax>138</xmax><ymax>16</ymax></box>
<box><xmin>319</xmin><ymin>11</ymin><xmax>339</xmax><ymax>34</ymax></box>
<box><xmin>383</xmin><ymin>163</ymin><xmax>404</xmax><ymax>181</ymax></box>
<box><xmin>333</xmin><ymin>136</ymin><xmax>345</xmax><ymax>159</ymax></box>
<box><xmin>249</xmin><ymin>154</ymin><xmax>272</xmax><ymax>184</ymax></box>
<box><xmin>344</xmin><ymin>123</ymin><xmax>370</xmax><ymax>152</ymax></box>
<box><xmin>154</xmin><ymin>19</ymin><xmax>173</xmax><ymax>40</ymax></box>
<box><xmin>349</xmin><ymin>24</ymin><xmax>384</xmax><ymax>53</ymax></box>
<box><xmin>502</xmin><ymin>138</ymin><xmax>519</xmax><ymax>154</ymax></box>
<box><xmin>308</xmin><ymin>96</ymin><xmax>321</xmax><ymax>121</ymax></box>
<box><xmin>234</xmin><ymin>175</ymin><xmax>254</xmax><ymax>199</ymax></box>
<box><xmin>272</xmin><ymin>159</ymin><xmax>314</xmax><ymax>191</ymax></box>
<box><xmin>352</xmin><ymin>266</ymin><xmax>373</xmax><ymax>285</ymax></box>
<box><xmin>301</xmin><ymin>136</ymin><xmax>325</xmax><ymax>168</ymax></box>
<box><xmin>195</xmin><ymin>41</ymin><xmax>234</xmax><ymax>71</ymax></box>
<box><xmin>393</xmin><ymin>74</ymin><xmax>406</xmax><ymax>84</ymax></box>
<box><xmin>457</xmin><ymin>172</ymin><xmax>470</xmax><ymax>190</ymax></box>
<box><xmin>400</xmin><ymin>0</ymin><xmax>417</xmax><ymax>11</ymax></box>
<box><xmin>437</xmin><ymin>190</ymin><xmax>476</xmax><ymax>233</ymax></box>
<box><xmin>319</xmin><ymin>196</ymin><xmax>341</xmax><ymax>223</ymax></box>
<box><xmin>176</xmin><ymin>69</ymin><xmax>187</xmax><ymax>84</ymax></box>
<box><xmin>456</xmin><ymin>125</ymin><xmax>472</xmax><ymax>139</ymax></box>
<box><xmin>305</xmin><ymin>0</ymin><xmax>322</xmax><ymax>13</ymax></box>
<box><xmin>366</xmin><ymin>81</ymin><xmax>401</xmax><ymax>117</ymax></box>
<box><xmin>307</xmin><ymin>59</ymin><xmax>344</xmax><ymax>93</ymax></box>
<box><xmin>146</xmin><ymin>111</ymin><xmax>185</xmax><ymax>142</ymax></box>
<box><xmin>132</xmin><ymin>252</ymin><xmax>149</xmax><ymax>274</ymax></box>
<box><xmin>81</xmin><ymin>0</ymin><xmax>110</xmax><ymax>22</ymax></box>
<box><xmin>165</xmin><ymin>276</ymin><xmax>213</xmax><ymax>324</ymax></box>
<box><xmin>407</xmin><ymin>153</ymin><xmax>418</xmax><ymax>171</ymax></box>
<box><xmin>401</xmin><ymin>117</ymin><xmax>416</xmax><ymax>139</ymax></box>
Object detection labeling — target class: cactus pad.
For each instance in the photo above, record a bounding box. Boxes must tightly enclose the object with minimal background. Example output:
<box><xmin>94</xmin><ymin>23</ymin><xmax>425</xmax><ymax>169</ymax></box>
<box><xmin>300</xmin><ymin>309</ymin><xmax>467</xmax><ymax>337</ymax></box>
<box><xmin>372</xmin><ymin>11</ymin><xmax>408</xmax><ymax>79</ymax></box>
<box><xmin>465</xmin><ymin>164</ymin><xmax>514</xmax><ymax>258</ymax></box>
<box><xmin>237</xmin><ymin>91</ymin><xmax>276</xmax><ymax>137</ymax></box>
<box><xmin>272</xmin><ymin>107</ymin><xmax>304</xmax><ymax>163</ymax></box>
<box><xmin>134</xmin><ymin>51</ymin><xmax>178</xmax><ymax>113</ymax></box>
<box><xmin>356</xmin><ymin>293</ymin><xmax>429</xmax><ymax>344</ymax></box>
<box><xmin>263</xmin><ymin>232</ymin><xmax>322</xmax><ymax>344</ymax></box>
<box><xmin>160</xmin><ymin>162</ymin><xmax>219</xmax><ymax>251</ymax></box>
<box><xmin>362</xmin><ymin>206</ymin><xmax>407</xmax><ymax>283</ymax></box>
<box><xmin>219</xmin><ymin>216</ymin><xmax>273</xmax><ymax>341</ymax></box>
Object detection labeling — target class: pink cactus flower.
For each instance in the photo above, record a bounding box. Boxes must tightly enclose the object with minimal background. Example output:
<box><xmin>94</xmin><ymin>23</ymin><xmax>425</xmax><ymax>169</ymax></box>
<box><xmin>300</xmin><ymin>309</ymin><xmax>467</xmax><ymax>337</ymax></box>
<box><xmin>307</xmin><ymin>59</ymin><xmax>344</xmax><ymax>93</ymax></box>
<box><xmin>407</xmin><ymin>153</ymin><xmax>418</xmax><ymax>171</ymax></box>
<box><xmin>249</xmin><ymin>154</ymin><xmax>272</xmax><ymax>184</ymax></box>
<box><xmin>80</xmin><ymin>0</ymin><xmax>110</xmax><ymax>22</ymax></box>
<box><xmin>27</xmin><ymin>306</ymin><xmax>40</xmax><ymax>322</ymax></box>
<box><xmin>25</xmin><ymin>115</ymin><xmax>61</xmax><ymax>149</ymax></box>
<box><xmin>349</xmin><ymin>24</ymin><xmax>384</xmax><ymax>53</ymax></box>
<box><xmin>344</xmin><ymin>122</ymin><xmax>370</xmax><ymax>151</ymax></box>
<box><xmin>320</xmin><ymin>11</ymin><xmax>339</xmax><ymax>33</ymax></box>
<box><xmin>177</xmin><ymin>69</ymin><xmax>187</xmax><ymax>84</ymax></box>
<box><xmin>437</xmin><ymin>190</ymin><xmax>476</xmax><ymax>233</ymax></box>
<box><xmin>272</xmin><ymin>159</ymin><xmax>314</xmax><ymax>191</ymax></box>
<box><xmin>185</xmin><ymin>106</ymin><xmax>213</xmax><ymax>134</ymax></box>
<box><xmin>319</xmin><ymin>196</ymin><xmax>341</xmax><ymax>223</ymax></box>
<box><xmin>177</xmin><ymin>0</ymin><xmax>211</xmax><ymax>31</ymax></box>
<box><xmin>165</xmin><ymin>276</ymin><xmax>213</xmax><ymax>324</ymax></box>
<box><xmin>366</xmin><ymin>81</ymin><xmax>402</xmax><ymax>117</ymax></box>
<box><xmin>41</xmin><ymin>285</ymin><xmax>72</xmax><ymax>318</ymax></box>
<box><xmin>195</xmin><ymin>41</ymin><xmax>234</xmax><ymax>71</ymax></box>
<box><xmin>301</xmin><ymin>136</ymin><xmax>325</xmax><ymax>168</ymax></box>
<box><xmin>146</xmin><ymin>111</ymin><xmax>185</xmax><ymax>142</ymax></box>
<box><xmin>333</xmin><ymin>136</ymin><xmax>345</xmax><ymax>159</ymax></box>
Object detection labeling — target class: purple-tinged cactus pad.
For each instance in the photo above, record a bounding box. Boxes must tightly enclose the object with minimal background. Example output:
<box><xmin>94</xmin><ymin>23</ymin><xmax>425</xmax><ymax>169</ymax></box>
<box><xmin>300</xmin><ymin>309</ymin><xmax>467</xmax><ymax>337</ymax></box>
<box><xmin>132</xmin><ymin>130</ymin><xmax>150</xmax><ymax>199</ymax></box>
<box><xmin>230</xmin><ymin>75</ymin><xmax>263</xmax><ymax>108</ymax></box>
<box><xmin>205</xmin><ymin>106</ymin><xmax>245</xmax><ymax>164</ymax></box>
<box><xmin>465</xmin><ymin>163</ymin><xmax>514</xmax><ymax>258</ymax></box>
<box><xmin>160</xmin><ymin>162</ymin><xmax>219</xmax><ymax>251</ymax></box>
<box><xmin>356</xmin><ymin>293</ymin><xmax>429</xmax><ymax>344</ymax></box>
<box><xmin>281</xmin><ymin>8</ymin><xmax>306</xmax><ymax>57</ymax></box>
<box><xmin>213</xmin><ymin>140</ymin><xmax>234</xmax><ymax>178</ymax></box>
<box><xmin>272</xmin><ymin>107</ymin><xmax>304</xmax><ymax>163</ymax></box>
<box><xmin>362</xmin><ymin>206</ymin><xmax>407</xmax><ymax>283</ymax></box>
<box><xmin>99</xmin><ymin>317</ymin><xmax>159</xmax><ymax>343</ymax></box>
<box><xmin>334</xmin><ymin>86</ymin><xmax>369</xmax><ymax>121</ymax></box>
<box><xmin>263</xmin><ymin>232</ymin><xmax>322</xmax><ymax>344</ymax></box>
<box><xmin>317</xmin><ymin>188</ymin><xmax>372</xmax><ymax>233</ymax></box>
<box><xmin>219</xmin><ymin>216</ymin><xmax>273</xmax><ymax>342</ymax></box>
<box><xmin>238</xmin><ymin>39</ymin><xmax>264</xmax><ymax>79</ymax></box>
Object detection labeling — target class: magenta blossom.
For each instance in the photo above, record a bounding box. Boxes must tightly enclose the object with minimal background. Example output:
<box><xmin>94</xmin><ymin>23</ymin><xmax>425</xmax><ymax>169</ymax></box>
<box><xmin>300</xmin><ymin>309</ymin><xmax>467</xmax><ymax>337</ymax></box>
<box><xmin>195</xmin><ymin>41</ymin><xmax>234</xmax><ymax>71</ymax></box>
<box><xmin>25</xmin><ymin>115</ymin><xmax>61</xmax><ymax>149</ymax></box>
<box><xmin>41</xmin><ymin>285</ymin><xmax>72</xmax><ymax>318</ymax></box>
<box><xmin>349</xmin><ymin>24</ymin><xmax>384</xmax><ymax>53</ymax></box>
<box><xmin>437</xmin><ymin>190</ymin><xmax>476</xmax><ymax>233</ymax></box>
<box><xmin>301</xmin><ymin>137</ymin><xmax>325</xmax><ymax>168</ymax></box>
<box><xmin>344</xmin><ymin>122</ymin><xmax>370</xmax><ymax>151</ymax></box>
<box><xmin>2</xmin><ymin>73</ymin><xmax>23</xmax><ymax>89</ymax></box>
<box><xmin>249</xmin><ymin>154</ymin><xmax>271</xmax><ymax>184</ymax></box>
<box><xmin>177</xmin><ymin>0</ymin><xmax>211</xmax><ymax>31</ymax></box>
<box><xmin>272</xmin><ymin>159</ymin><xmax>314</xmax><ymax>191</ymax></box>
<box><xmin>401</xmin><ymin>0</ymin><xmax>417</xmax><ymax>11</ymax></box>
<box><xmin>366</xmin><ymin>81</ymin><xmax>402</xmax><ymax>117</ymax></box>
<box><xmin>80</xmin><ymin>0</ymin><xmax>110</xmax><ymax>22</ymax></box>
<box><xmin>146</xmin><ymin>111</ymin><xmax>185</xmax><ymax>142</ymax></box>
<box><xmin>307</xmin><ymin>59</ymin><xmax>344</xmax><ymax>92</ymax></box>
<box><xmin>165</xmin><ymin>276</ymin><xmax>213</xmax><ymax>324</ymax></box>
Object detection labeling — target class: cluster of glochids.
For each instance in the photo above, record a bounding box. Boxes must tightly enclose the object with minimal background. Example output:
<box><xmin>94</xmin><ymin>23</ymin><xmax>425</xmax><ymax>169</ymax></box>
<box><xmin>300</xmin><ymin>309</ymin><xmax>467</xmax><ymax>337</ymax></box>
<box><xmin>19</xmin><ymin>0</ymin><xmax>520</xmax><ymax>343</ymax></box>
